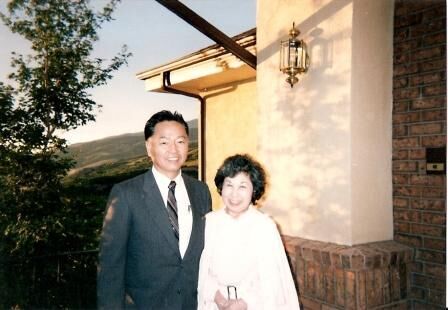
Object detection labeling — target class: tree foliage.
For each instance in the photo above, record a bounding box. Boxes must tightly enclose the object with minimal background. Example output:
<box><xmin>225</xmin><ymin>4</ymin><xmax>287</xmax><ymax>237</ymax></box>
<box><xmin>1</xmin><ymin>0</ymin><xmax>130</xmax><ymax>153</ymax></box>
<box><xmin>0</xmin><ymin>0</ymin><xmax>131</xmax><ymax>258</ymax></box>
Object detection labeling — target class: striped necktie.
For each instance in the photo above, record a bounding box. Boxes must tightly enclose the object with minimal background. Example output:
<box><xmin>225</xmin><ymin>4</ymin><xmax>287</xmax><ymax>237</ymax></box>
<box><xmin>167</xmin><ymin>181</ymin><xmax>179</xmax><ymax>240</ymax></box>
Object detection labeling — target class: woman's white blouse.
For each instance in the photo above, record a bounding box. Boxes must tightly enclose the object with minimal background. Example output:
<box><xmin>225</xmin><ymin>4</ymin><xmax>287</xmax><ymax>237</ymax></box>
<box><xmin>197</xmin><ymin>206</ymin><xmax>300</xmax><ymax>310</ymax></box>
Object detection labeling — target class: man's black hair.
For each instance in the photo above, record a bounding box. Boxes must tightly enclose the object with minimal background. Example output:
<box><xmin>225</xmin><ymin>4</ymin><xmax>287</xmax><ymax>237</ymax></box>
<box><xmin>144</xmin><ymin>110</ymin><xmax>189</xmax><ymax>140</ymax></box>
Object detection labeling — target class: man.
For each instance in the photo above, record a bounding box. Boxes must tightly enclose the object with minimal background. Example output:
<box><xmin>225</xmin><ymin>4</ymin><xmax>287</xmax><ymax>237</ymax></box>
<box><xmin>97</xmin><ymin>110</ymin><xmax>212</xmax><ymax>309</ymax></box>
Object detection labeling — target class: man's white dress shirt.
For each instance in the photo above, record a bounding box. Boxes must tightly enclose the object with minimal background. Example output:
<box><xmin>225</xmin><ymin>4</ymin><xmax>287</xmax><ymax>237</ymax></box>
<box><xmin>152</xmin><ymin>167</ymin><xmax>192</xmax><ymax>258</ymax></box>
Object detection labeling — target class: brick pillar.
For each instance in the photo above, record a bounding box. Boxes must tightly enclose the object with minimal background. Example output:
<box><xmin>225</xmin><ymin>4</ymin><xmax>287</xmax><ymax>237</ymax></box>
<box><xmin>393</xmin><ymin>0</ymin><xmax>446</xmax><ymax>308</ymax></box>
<box><xmin>284</xmin><ymin>236</ymin><xmax>413</xmax><ymax>309</ymax></box>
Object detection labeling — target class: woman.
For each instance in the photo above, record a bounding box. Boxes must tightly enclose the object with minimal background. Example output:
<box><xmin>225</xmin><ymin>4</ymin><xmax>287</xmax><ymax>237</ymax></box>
<box><xmin>198</xmin><ymin>154</ymin><xmax>300</xmax><ymax>310</ymax></box>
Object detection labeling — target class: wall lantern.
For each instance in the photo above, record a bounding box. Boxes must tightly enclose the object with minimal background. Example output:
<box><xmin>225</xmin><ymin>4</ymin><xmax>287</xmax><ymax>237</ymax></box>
<box><xmin>280</xmin><ymin>22</ymin><xmax>310</xmax><ymax>88</ymax></box>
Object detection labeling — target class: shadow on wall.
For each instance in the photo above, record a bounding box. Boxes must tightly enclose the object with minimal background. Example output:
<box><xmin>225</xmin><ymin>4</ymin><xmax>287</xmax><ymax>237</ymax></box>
<box><xmin>257</xmin><ymin>0</ymin><xmax>352</xmax><ymax>65</ymax></box>
<box><xmin>257</xmin><ymin>0</ymin><xmax>355</xmax><ymax>244</ymax></box>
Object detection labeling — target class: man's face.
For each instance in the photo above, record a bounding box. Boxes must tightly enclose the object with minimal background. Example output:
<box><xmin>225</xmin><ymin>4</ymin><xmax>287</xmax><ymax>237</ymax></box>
<box><xmin>145</xmin><ymin>121</ymin><xmax>189</xmax><ymax>179</ymax></box>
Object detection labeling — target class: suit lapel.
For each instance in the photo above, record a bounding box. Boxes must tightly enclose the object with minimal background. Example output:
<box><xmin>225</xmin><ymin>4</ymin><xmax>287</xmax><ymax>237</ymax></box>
<box><xmin>183</xmin><ymin>175</ymin><xmax>204</xmax><ymax>260</ymax></box>
<box><xmin>143</xmin><ymin>170</ymin><xmax>180</xmax><ymax>255</ymax></box>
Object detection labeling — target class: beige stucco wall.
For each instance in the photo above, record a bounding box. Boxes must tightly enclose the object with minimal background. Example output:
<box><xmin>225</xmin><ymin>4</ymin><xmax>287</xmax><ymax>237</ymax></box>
<box><xmin>351</xmin><ymin>0</ymin><xmax>394</xmax><ymax>244</ymax></box>
<box><xmin>257</xmin><ymin>0</ymin><xmax>393</xmax><ymax>245</ymax></box>
<box><xmin>202</xmin><ymin>78</ymin><xmax>257</xmax><ymax>208</ymax></box>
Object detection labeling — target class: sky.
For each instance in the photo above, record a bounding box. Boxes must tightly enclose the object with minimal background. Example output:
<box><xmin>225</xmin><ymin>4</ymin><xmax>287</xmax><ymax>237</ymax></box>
<box><xmin>0</xmin><ymin>0</ymin><xmax>256</xmax><ymax>144</ymax></box>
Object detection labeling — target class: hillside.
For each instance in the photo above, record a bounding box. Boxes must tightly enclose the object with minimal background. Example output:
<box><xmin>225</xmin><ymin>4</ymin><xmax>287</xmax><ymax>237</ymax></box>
<box><xmin>66</xmin><ymin>119</ymin><xmax>198</xmax><ymax>179</ymax></box>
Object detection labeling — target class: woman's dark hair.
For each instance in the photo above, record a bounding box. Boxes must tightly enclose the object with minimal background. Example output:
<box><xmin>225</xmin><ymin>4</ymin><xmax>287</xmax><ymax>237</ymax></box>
<box><xmin>214</xmin><ymin>154</ymin><xmax>267</xmax><ymax>205</ymax></box>
<box><xmin>144</xmin><ymin>110</ymin><xmax>189</xmax><ymax>140</ymax></box>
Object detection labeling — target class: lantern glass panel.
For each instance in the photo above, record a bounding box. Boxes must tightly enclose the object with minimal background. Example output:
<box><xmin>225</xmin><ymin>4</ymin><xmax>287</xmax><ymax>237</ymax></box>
<box><xmin>280</xmin><ymin>40</ymin><xmax>291</xmax><ymax>71</ymax></box>
<box><xmin>289</xmin><ymin>40</ymin><xmax>299</xmax><ymax>68</ymax></box>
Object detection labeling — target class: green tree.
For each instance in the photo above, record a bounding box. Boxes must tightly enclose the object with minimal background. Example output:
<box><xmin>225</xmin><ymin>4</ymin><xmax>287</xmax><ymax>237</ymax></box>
<box><xmin>0</xmin><ymin>0</ymin><xmax>131</xmax><ymax>258</ymax></box>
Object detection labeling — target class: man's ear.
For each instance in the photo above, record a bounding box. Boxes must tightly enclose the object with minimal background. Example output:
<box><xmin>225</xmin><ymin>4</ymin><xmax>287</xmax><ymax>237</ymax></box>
<box><xmin>145</xmin><ymin>139</ymin><xmax>152</xmax><ymax>158</ymax></box>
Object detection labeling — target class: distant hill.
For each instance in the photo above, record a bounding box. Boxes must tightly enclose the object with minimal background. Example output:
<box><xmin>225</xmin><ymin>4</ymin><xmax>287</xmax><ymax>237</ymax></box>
<box><xmin>67</xmin><ymin>119</ymin><xmax>198</xmax><ymax>178</ymax></box>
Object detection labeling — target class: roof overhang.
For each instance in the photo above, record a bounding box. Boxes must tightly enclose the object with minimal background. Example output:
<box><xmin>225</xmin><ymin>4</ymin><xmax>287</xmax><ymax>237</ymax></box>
<box><xmin>136</xmin><ymin>28</ymin><xmax>256</xmax><ymax>95</ymax></box>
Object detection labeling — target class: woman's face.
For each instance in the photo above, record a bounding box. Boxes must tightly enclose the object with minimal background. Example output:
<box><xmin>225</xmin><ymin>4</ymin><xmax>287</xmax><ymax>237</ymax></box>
<box><xmin>221</xmin><ymin>172</ymin><xmax>253</xmax><ymax>218</ymax></box>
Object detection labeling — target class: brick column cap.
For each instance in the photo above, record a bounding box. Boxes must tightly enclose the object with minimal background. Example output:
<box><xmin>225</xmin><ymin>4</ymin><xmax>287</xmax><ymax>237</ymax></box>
<box><xmin>283</xmin><ymin>236</ymin><xmax>413</xmax><ymax>271</ymax></box>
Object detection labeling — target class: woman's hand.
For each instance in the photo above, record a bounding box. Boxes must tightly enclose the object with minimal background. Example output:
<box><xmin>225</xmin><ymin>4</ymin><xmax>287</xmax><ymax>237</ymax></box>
<box><xmin>226</xmin><ymin>299</ymin><xmax>247</xmax><ymax>310</ymax></box>
<box><xmin>214</xmin><ymin>290</ymin><xmax>229</xmax><ymax>310</ymax></box>
<box><xmin>214</xmin><ymin>290</ymin><xmax>247</xmax><ymax>310</ymax></box>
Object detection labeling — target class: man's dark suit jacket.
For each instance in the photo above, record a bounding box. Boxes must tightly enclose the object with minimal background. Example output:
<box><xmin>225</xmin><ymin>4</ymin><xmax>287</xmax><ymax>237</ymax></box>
<box><xmin>97</xmin><ymin>169</ymin><xmax>212</xmax><ymax>309</ymax></box>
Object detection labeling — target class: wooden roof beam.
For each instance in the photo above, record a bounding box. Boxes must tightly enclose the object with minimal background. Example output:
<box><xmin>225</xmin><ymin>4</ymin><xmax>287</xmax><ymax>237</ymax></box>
<box><xmin>155</xmin><ymin>0</ymin><xmax>256</xmax><ymax>70</ymax></box>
